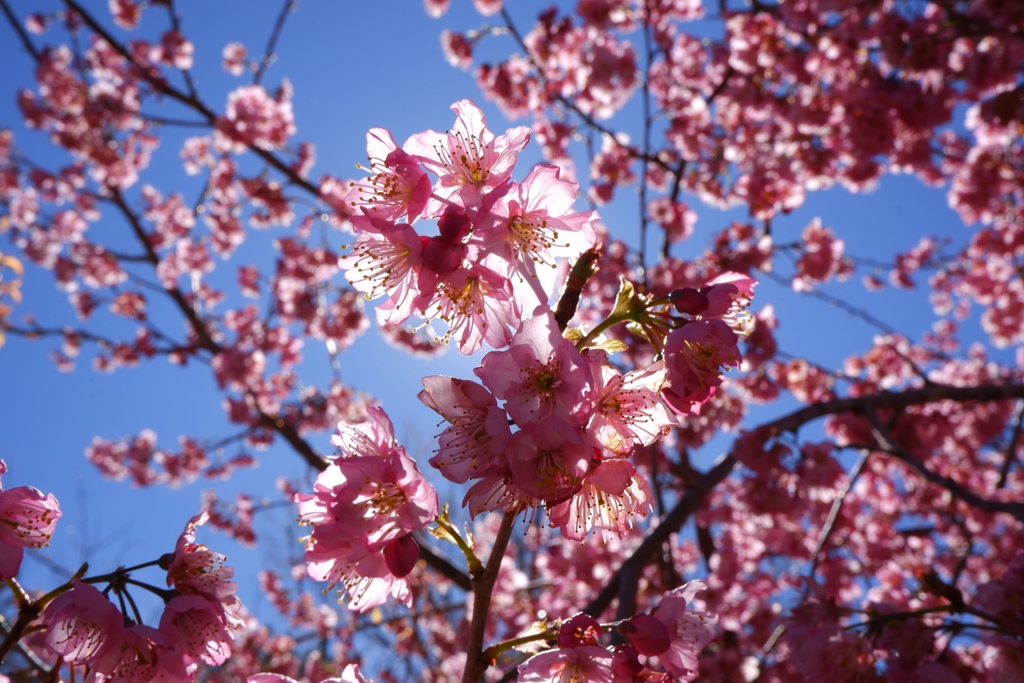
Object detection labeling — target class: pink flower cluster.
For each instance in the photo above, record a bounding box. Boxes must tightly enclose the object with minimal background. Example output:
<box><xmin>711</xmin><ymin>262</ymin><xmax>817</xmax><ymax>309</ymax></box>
<box><xmin>247</xmin><ymin>664</ymin><xmax>370</xmax><ymax>683</ymax></box>
<box><xmin>417</xmin><ymin>273</ymin><xmax>755</xmax><ymax>541</ymax></box>
<box><xmin>338</xmin><ymin>99</ymin><xmax>597</xmax><ymax>355</ymax></box>
<box><xmin>518</xmin><ymin>582</ymin><xmax>717</xmax><ymax>682</ymax></box>
<box><xmin>420</xmin><ymin>308</ymin><xmax>670</xmax><ymax>541</ymax></box>
<box><xmin>296</xmin><ymin>407</ymin><xmax>438</xmax><ymax>612</ymax></box>
<box><xmin>40</xmin><ymin>513</ymin><xmax>242</xmax><ymax>682</ymax></box>
<box><xmin>662</xmin><ymin>272</ymin><xmax>756</xmax><ymax>415</ymax></box>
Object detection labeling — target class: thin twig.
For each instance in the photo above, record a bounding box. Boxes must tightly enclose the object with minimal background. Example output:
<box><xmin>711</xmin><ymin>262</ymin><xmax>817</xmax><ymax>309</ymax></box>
<box><xmin>0</xmin><ymin>0</ymin><xmax>41</xmax><ymax>61</ymax></box>
<box><xmin>808</xmin><ymin>450</ymin><xmax>870</xmax><ymax>576</ymax></box>
<box><xmin>996</xmin><ymin>399</ymin><xmax>1024</xmax><ymax>489</ymax></box>
<box><xmin>254</xmin><ymin>0</ymin><xmax>297</xmax><ymax>85</ymax></box>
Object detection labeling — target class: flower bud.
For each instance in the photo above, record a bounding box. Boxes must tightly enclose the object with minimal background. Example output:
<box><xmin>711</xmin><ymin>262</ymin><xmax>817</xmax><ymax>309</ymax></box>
<box><xmin>669</xmin><ymin>287</ymin><xmax>709</xmax><ymax>316</ymax></box>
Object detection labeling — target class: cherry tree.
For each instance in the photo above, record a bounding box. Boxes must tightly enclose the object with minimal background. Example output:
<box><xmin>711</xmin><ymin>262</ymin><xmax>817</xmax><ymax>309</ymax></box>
<box><xmin>1</xmin><ymin>0</ymin><xmax>1023</xmax><ymax>681</ymax></box>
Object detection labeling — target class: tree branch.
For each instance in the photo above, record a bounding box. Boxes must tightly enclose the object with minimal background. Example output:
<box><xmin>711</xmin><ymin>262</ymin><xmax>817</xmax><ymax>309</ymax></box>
<box><xmin>584</xmin><ymin>381</ymin><xmax>1024</xmax><ymax>617</ymax></box>
<box><xmin>864</xmin><ymin>408</ymin><xmax>1024</xmax><ymax>523</ymax></box>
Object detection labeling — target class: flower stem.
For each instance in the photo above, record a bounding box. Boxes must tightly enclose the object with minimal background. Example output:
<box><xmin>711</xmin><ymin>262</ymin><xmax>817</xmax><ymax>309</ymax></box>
<box><xmin>460</xmin><ymin>511</ymin><xmax>517</xmax><ymax>683</ymax></box>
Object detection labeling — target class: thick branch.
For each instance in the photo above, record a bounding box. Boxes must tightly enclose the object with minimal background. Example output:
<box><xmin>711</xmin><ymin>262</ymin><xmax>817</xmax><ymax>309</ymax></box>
<box><xmin>864</xmin><ymin>409</ymin><xmax>1024</xmax><ymax>523</ymax></box>
<box><xmin>584</xmin><ymin>381</ymin><xmax>1024</xmax><ymax>617</ymax></box>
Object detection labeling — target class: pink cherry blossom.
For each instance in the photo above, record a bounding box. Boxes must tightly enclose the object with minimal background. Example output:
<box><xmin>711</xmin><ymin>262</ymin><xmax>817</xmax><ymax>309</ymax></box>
<box><xmin>585</xmin><ymin>354</ymin><xmax>674</xmax><ymax>455</ymax></box>
<box><xmin>475</xmin><ymin>307</ymin><xmax>593</xmax><ymax>427</ymax></box>
<box><xmin>215</xmin><ymin>84</ymin><xmax>296</xmax><ymax>154</ymax></box>
<box><xmin>699</xmin><ymin>271</ymin><xmax>757</xmax><ymax>328</ymax></box>
<box><xmin>158</xmin><ymin>593</ymin><xmax>236</xmax><ymax>666</ymax></box>
<box><xmin>478</xmin><ymin>164</ymin><xmax>598</xmax><ymax>277</ymax></box>
<box><xmin>222</xmin><ymin>42</ymin><xmax>247</xmax><ymax>76</ymax></box>
<box><xmin>296</xmin><ymin>407</ymin><xmax>438</xmax><ymax>612</ymax></box>
<box><xmin>547</xmin><ymin>458</ymin><xmax>653</xmax><ymax>541</ymax></box>
<box><xmin>517</xmin><ymin>645</ymin><xmax>614</xmax><ymax>683</ymax></box>
<box><xmin>506</xmin><ymin>419</ymin><xmax>592</xmax><ymax>504</ymax></box>
<box><xmin>339</xmin><ymin>224</ymin><xmax>427</xmax><ymax>327</ymax></box>
<box><xmin>42</xmin><ymin>581</ymin><xmax>123</xmax><ymax>666</ymax></box>
<box><xmin>662</xmin><ymin>319</ymin><xmax>742</xmax><ymax>416</ymax></box>
<box><xmin>329</xmin><ymin>405</ymin><xmax>403</xmax><ymax>460</ymax></box>
<box><xmin>420</xmin><ymin>254</ymin><xmax>521</xmax><ymax>355</ymax></box>
<box><xmin>164</xmin><ymin>512</ymin><xmax>241</xmax><ymax>616</ymax></box>
<box><xmin>418</xmin><ymin>376</ymin><xmax>512</xmax><ymax>484</ymax></box>
<box><xmin>644</xmin><ymin>581</ymin><xmax>717</xmax><ymax>681</ymax></box>
<box><xmin>403</xmin><ymin>98</ymin><xmax>530</xmax><ymax>206</ymax></box>
<box><xmin>346</xmin><ymin>128</ymin><xmax>432</xmax><ymax>230</ymax></box>
<box><xmin>0</xmin><ymin>459</ymin><xmax>61</xmax><ymax>579</ymax></box>
<box><xmin>89</xmin><ymin>623</ymin><xmax>194</xmax><ymax>683</ymax></box>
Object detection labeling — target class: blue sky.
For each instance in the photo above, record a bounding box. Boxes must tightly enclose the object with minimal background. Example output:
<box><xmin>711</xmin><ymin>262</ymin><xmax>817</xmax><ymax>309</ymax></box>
<box><xmin>0</xmin><ymin>0</ymin><xmax>1001</xmax><ymax>656</ymax></box>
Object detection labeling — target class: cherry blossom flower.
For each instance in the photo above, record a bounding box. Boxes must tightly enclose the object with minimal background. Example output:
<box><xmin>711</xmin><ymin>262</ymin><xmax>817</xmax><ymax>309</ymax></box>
<box><xmin>585</xmin><ymin>355</ymin><xmax>674</xmax><ymax>455</ymax></box>
<box><xmin>42</xmin><ymin>581</ymin><xmax>123</xmax><ymax>666</ymax></box>
<box><xmin>163</xmin><ymin>512</ymin><xmax>243</xmax><ymax>640</ymax></box>
<box><xmin>662</xmin><ymin>319</ymin><xmax>742</xmax><ymax>415</ymax></box>
<box><xmin>346</xmin><ymin>128</ymin><xmax>432</xmax><ymax>230</ymax></box>
<box><xmin>89</xmin><ymin>623</ymin><xmax>194</xmax><ymax>683</ymax></box>
<box><xmin>478</xmin><ymin>164</ymin><xmax>598</xmax><ymax>278</ymax></box>
<box><xmin>158</xmin><ymin>593</ymin><xmax>236</xmax><ymax>666</ymax></box>
<box><xmin>420</xmin><ymin>254</ymin><xmax>521</xmax><ymax>355</ymax></box>
<box><xmin>418</xmin><ymin>375</ymin><xmax>512</xmax><ymax>484</ymax></box>
<box><xmin>222</xmin><ymin>42</ymin><xmax>247</xmax><ymax>76</ymax></box>
<box><xmin>215</xmin><ymin>84</ymin><xmax>296</xmax><ymax>153</ymax></box>
<box><xmin>506</xmin><ymin>419</ymin><xmax>593</xmax><ymax>504</ymax></box>
<box><xmin>296</xmin><ymin>407</ymin><xmax>438</xmax><ymax>612</ymax></box>
<box><xmin>0</xmin><ymin>459</ymin><xmax>61</xmax><ymax>579</ymax></box>
<box><xmin>547</xmin><ymin>458</ymin><xmax>653</xmax><ymax>541</ymax></box>
<box><xmin>109</xmin><ymin>0</ymin><xmax>141</xmax><ymax>29</ymax></box>
<box><xmin>475</xmin><ymin>307</ymin><xmax>593</xmax><ymax>427</ymax></box>
<box><xmin>625</xmin><ymin>581</ymin><xmax>717</xmax><ymax>681</ymax></box>
<box><xmin>404</xmin><ymin>98</ymin><xmax>530</xmax><ymax>207</ymax></box>
<box><xmin>340</xmin><ymin>224</ymin><xmax>427</xmax><ymax>327</ymax></box>
<box><xmin>699</xmin><ymin>271</ymin><xmax>756</xmax><ymax>329</ymax></box>
<box><xmin>518</xmin><ymin>646</ymin><xmax>614</xmax><ymax>683</ymax></box>
<box><xmin>518</xmin><ymin>616</ymin><xmax>614</xmax><ymax>683</ymax></box>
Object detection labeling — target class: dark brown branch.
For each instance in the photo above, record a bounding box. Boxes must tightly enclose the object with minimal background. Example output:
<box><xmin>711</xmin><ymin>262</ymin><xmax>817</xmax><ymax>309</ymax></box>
<box><xmin>461</xmin><ymin>512</ymin><xmax>517</xmax><ymax>683</ymax></box>
<box><xmin>997</xmin><ymin>399</ymin><xmax>1024</xmax><ymax>489</ymax></box>
<box><xmin>0</xmin><ymin>0</ymin><xmax>40</xmax><ymax>61</ymax></box>
<box><xmin>254</xmin><ymin>0</ymin><xmax>298</xmax><ymax>85</ymax></box>
<box><xmin>864</xmin><ymin>409</ymin><xmax>1024</xmax><ymax>523</ymax></box>
<box><xmin>415</xmin><ymin>538</ymin><xmax>472</xmax><ymax>592</ymax></box>
<box><xmin>584</xmin><ymin>381</ymin><xmax>1024</xmax><ymax>617</ymax></box>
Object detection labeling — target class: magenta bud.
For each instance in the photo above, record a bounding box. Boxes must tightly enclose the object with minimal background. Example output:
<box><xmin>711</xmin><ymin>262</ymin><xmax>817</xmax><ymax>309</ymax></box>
<box><xmin>669</xmin><ymin>288</ymin><xmax>709</xmax><ymax>316</ymax></box>
<box><xmin>611</xmin><ymin>646</ymin><xmax>644</xmax><ymax>677</ymax></box>
<box><xmin>383</xmin><ymin>534</ymin><xmax>419</xmax><ymax>578</ymax></box>
<box><xmin>437</xmin><ymin>206</ymin><xmax>471</xmax><ymax>242</ymax></box>
<box><xmin>557</xmin><ymin>613</ymin><xmax>603</xmax><ymax>648</ymax></box>
<box><xmin>623</xmin><ymin>613</ymin><xmax>671</xmax><ymax>656</ymax></box>
<box><xmin>422</xmin><ymin>235</ymin><xmax>465</xmax><ymax>275</ymax></box>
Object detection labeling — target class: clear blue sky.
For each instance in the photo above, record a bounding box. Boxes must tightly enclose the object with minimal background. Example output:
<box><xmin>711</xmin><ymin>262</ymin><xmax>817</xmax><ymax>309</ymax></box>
<box><xmin>0</xmin><ymin>0</ymin><xmax>1000</xmax><ymax>651</ymax></box>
